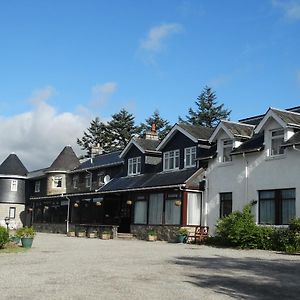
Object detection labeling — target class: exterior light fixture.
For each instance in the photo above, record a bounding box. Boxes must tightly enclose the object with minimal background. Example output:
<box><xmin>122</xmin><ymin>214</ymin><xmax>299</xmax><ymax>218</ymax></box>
<box><xmin>4</xmin><ymin>217</ymin><xmax>10</xmax><ymax>231</ymax></box>
<box><xmin>74</xmin><ymin>203</ymin><xmax>79</xmax><ymax>208</ymax></box>
<box><xmin>175</xmin><ymin>200</ymin><xmax>182</xmax><ymax>206</ymax></box>
<box><xmin>126</xmin><ymin>200</ymin><xmax>132</xmax><ymax>205</ymax></box>
<box><xmin>28</xmin><ymin>207</ymin><xmax>33</xmax><ymax>212</ymax></box>
<box><xmin>96</xmin><ymin>201</ymin><xmax>102</xmax><ymax>206</ymax></box>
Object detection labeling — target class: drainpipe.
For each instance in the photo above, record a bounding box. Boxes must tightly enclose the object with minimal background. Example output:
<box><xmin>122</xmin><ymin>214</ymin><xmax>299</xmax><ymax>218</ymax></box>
<box><xmin>62</xmin><ymin>194</ymin><xmax>71</xmax><ymax>233</ymax></box>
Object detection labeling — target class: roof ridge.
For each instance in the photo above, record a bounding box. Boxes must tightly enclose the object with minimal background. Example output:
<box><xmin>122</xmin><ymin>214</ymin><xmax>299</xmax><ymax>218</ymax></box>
<box><xmin>222</xmin><ymin>120</ymin><xmax>255</xmax><ymax>127</ymax></box>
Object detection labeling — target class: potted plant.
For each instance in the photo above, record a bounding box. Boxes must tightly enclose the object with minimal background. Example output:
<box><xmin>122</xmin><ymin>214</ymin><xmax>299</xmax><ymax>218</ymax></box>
<box><xmin>147</xmin><ymin>230</ymin><xmax>157</xmax><ymax>242</ymax></box>
<box><xmin>67</xmin><ymin>231</ymin><xmax>75</xmax><ymax>237</ymax></box>
<box><xmin>76</xmin><ymin>228</ymin><xmax>86</xmax><ymax>237</ymax></box>
<box><xmin>87</xmin><ymin>230</ymin><xmax>97</xmax><ymax>238</ymax></box>
<box><xmin>16</xmin><ymin>227</ymin><xmax>36</xmax><ymax>248</ymax></box>
<box><xmin>100</xmin><ymin>230</ymin><xmax>111</xmax><ymax>240</ymax></box>
<box><xmin>177</xmin><ymin>227</ymin><xmax>188</xmax><ymax>243</ymax></box>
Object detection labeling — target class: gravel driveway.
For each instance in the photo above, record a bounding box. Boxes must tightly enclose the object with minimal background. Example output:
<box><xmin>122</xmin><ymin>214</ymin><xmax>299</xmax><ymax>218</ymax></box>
<box><xmin>1</xmin><ymin>233</ymin><xmax>300</xmax><ymax>300</ymax></box>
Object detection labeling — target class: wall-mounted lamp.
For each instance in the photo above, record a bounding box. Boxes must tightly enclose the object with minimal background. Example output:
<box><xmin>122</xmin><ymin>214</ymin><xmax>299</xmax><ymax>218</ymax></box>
<box><xmin>126</xmin><ymin>200</ymin><xmax>133</xmax><ymax>205</ymax></box>
<box><xmin>175</xmin><ymin>200</ymin><xmax>182</xmax><ymax>206</ymax></box>
<box><xmin>74</xmin><ymin>203</ymin><xmax>79</xmax><ymax>208</ymax></box>
<box><xmin>28</xmin><ymin>208</ymin><xmax>33</xmax><ymax>212</ymax></box>
<box><xmin>96</xmin><ymin>201</ymin><xmax>102</xmax><ymax>206</ymax></box>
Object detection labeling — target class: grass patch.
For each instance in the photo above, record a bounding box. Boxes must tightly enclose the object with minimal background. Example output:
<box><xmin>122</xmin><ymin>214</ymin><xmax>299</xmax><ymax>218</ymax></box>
<box><xmin>0</xmin><ymin>242</ymin><xmax>29</xmax><ymax>254</ymax></box>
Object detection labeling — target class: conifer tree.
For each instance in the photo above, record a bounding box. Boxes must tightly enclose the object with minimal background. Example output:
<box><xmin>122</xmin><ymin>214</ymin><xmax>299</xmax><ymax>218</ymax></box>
<box><xmin>179</xmin><ymin>86</ymin><xmax>231</xmax><ymax>127</ymax></box>
<box><xmin>139</xmin><ymin>110</ymin><xmax>171</xmax><ymax>140</ymax></box>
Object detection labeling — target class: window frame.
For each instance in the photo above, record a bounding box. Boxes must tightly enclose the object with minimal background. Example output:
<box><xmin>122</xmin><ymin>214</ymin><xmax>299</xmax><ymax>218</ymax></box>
<box><xmin>72</xmin><ymin>176</ymin><xmax>78</xmax><ymax>189</ymax></box>
<box><xmin>34</xmin><ymin>181</ymin><xmax>41</xmax><ymax>193</ymax></box>
<box><xmin>11</xmin><ymin>180</ymin><xmax>18</xmax><ymax>192</ymax></box>
<box><xmin>220</xmin><ymin>192</ymin><xmax>232</xmax><ymax>218</ymax></box>
<box><xmin>184</xmin><ymin>146</ymin><xmax>196</xmax><ymax>168</ymax></box>
<box><xmin>9</xmin><ymin>207</ymin><xmax>16</xmax><ymax>219</ymax></box>
<box><xmin>52</xmin><ymin>176</ymin><xmax>62</xmax><ymax>189</ymax></box>
<box><xmin>270</xmin><ymin>129</ymin><xmax>285</xmax><ymax>156</ymax></box>
<box><xmin>85</xmin><ymin>174</ymin><xmax>92</xmax><ymax>188</ymax></box>
<box><xmin>163</xmin><ymin>149</ymin><xmax>180</xmax><ymax>171</ymax></box>
<box><xmin>222</xmin><ymin>140</ymin><xmax>233</xmax><ymax>162</ymax></box>
<box><xmin>128</xmin><ymin>157</ymin><xmax>141</xmax><ymax>176</ymax></box>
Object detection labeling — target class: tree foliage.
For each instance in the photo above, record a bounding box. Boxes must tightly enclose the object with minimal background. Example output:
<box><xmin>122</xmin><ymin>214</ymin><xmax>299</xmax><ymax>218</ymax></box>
<box><xmin>139</xmin><ymin>110</ymin><xmax>171</xmax><ymax>140</ymax></box>
<box><xmin>180</xmin><ymin>86</ymin><xmax>231</xmax><ymax>127</ymax></box>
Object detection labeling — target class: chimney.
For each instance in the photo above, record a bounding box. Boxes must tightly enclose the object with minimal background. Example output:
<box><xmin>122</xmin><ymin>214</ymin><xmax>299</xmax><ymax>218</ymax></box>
<box><xmin>144</xmin><ymin>123</ymin><xmax>159</xmax><ymax>140</ymax></box>
<box><xmin>91</xmin><ymin>143</ymin><xmax>104</xmax><ymax>158</ymax></box>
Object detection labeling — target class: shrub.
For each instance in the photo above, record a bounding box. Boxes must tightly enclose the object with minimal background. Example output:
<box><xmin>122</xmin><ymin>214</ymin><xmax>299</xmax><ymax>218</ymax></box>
<box><xmin>16</xmin><ymin>227</ymin><xmax>35</xmax><ymax>238</ymax></box>
<box><xmin>0</xmin><ymin>226</ymin><xmax>9</xmax><ymax>249</ymax></box>
<box><xmin>177</xmin><ymin>228</ymin><xmax>188</xmax><ymax>236</ymax></box>
<box><xmin>147</xmin><ymin>230</ymin><xmax>157</xmax><ymax>236</ymax></box>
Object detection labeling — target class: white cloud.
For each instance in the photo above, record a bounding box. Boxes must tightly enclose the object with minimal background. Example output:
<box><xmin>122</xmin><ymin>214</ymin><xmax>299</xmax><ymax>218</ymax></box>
<box><xmin>272</xmin><ymin>0</ymin><xmax>300</xmax><ymax>20</ymax></box>
<box><xmin>141</xmin><ymin>23</ymin><xmax>183</xmax><ymax>53</ymax></box>
<box><xmin>0</xmin><ymin>87</ymin><xmax>90</xmax><ymax>171</ymax></box>
<box><xmin>91</xmin><ymin>82</ymin><xmax>117</xmax><ymax>107</ymax></box>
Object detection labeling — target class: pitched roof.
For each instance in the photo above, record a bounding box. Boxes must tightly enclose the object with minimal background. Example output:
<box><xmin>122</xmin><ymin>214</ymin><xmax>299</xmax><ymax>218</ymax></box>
<box><xmin>134</xmin><ymin>138</ymin><xmax>160</xmax><ymax>152</ymax></box>
<box><xmin>282</xmin><ymin>131</ymin><xmax>300</xmax><ymax>147</ymax></box>
<box><xmin>0</xmin><ymin>153</ymin><xmax>28</xmax><ymax>176</ymax></box>
<box><xmin>74</xmin><ymin>151</ymin><xmax>124</xmax><ymax>171</ymax></box>
<box><xmin>48</xmin><ymin>146</ymin><xmax>80</xmax><ymax>172</ymax></box>
<box><xmin>231</xmin><ymin>133</ymin><xmax>264</xmax><ymax>155</ymax></box>
<box><xmin>271</xmin><ymin>108</ymin><xmax>300</xmax><ymax>127</ymax></box>
<box><xmin>27</xmin><ymin>167</ymin><xmax>48</xmax><ymax>179</ymax></box>
<box><xmin>197</xmin><ymin>144</ymin><xmax>217</xmax><ymax>161</ymax></box>
<box><xmin>221</xmin><ymin>121</ymin><xmax>254</xmax><ymax>138</ymax></box>
<box><xmin>98</xmin><ymin>168</ymin><xmax>197</xmax><ymax>193</ymax></box>
<box><xmin>178</xmin><ymin>123</ymin><xmax>214</xmax><ymax>140</ymax></box>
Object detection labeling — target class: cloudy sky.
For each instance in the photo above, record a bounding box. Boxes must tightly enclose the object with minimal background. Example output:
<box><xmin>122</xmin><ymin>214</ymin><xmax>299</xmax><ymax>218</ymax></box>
<box><xmin>0</xmin><ymin>0</ymin><xmax>300</xmax><ymax>170</ymax></box>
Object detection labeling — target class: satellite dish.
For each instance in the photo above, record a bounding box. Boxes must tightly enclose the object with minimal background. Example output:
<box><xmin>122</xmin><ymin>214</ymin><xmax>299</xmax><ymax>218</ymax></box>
<box><xmin>103</xmin><ymin>175</ymin><xmax>110</xmax><ymax>184</ymax></box>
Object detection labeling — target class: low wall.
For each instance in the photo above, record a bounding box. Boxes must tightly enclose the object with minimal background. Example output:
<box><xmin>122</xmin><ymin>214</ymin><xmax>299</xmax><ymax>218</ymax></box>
<box><xmin>131</xmin><ymin>225</ymin><xmax>181</xmax><ymax>242</ymax></box>
<box><xmin>33</xmin><ymin>223</ymin><xmax>75</xmax><ymax>234</ymax></box>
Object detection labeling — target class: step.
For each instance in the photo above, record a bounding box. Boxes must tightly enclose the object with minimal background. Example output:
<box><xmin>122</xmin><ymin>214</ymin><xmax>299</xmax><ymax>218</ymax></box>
<box><xmin>117</xmin><ymin>233</ymin><xmax>135</xmax><ymax>240</ymax></box>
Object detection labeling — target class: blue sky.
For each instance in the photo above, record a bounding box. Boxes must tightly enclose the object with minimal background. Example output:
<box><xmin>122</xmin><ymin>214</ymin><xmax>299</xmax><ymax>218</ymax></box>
<box><xmin>0</xmin><ymin>0</ymin><xmax>300</xmax><ymax>169</ymax></box>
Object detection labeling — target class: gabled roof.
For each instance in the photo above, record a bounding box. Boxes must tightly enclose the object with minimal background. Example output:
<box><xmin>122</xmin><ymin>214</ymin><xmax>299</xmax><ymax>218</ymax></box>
<box><xmin>209</xmin><ymin>120</ymin><xmax>254</xmax><ymax>143</ymax></box>
<box><xmin>197</xmin><ymin>144</ymin><xmax>217</xmax><ymax>161</ymax></box>
<box><xmin>98</xmin><ymin>168</ymin><xmax>198</xmax><ymax>193</ymax></box>
<box><xmin>157</xmin><ymin>123</ymin><xmax>213</xmax><ymax>151</ymax></box>
<box><xmin>74</xmin><ymin>151</ymin><xmax>124</xmax><ymax>172</ymax></box>
<box><xmin>0</xmin><ymin>153</ymin><xmax>28</xmax><ymax>176</ymax></box>
<box><xmin>47</xmin><ymin>146</ymin><xmax>80</xmax><ymax>172</ymax></box>
<box><xmin>120</xmin><ymin>138</ymin><xmax>160</xmax><ymax>158</ymax></box>
<box><xmin>255</xmin><ymin>108</ymin><xmax>300</xmax><ymax>134</ymax></box>
<box><xmin>231</xmin><ymin>133</ymin><xmax>264</xmax><ymax>155</ymax></box>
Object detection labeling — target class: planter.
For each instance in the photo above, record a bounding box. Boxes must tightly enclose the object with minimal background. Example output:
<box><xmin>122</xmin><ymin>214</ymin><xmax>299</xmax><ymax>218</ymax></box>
<box><xmin>10</xmin><ymin>236</ymin><xmax>20</xmax><ymax>244</ymax></box>
<box><xmin>21</xmin><ymin>237</ymin><xmax>34</xmax><ymax>248</ymax></box>
<box><xmin>87</xmin><ymin>232</ymin><xmax>97</xmax><ymax>238</ymax></box>
<box><xmin>147</xmin><ymin>235</ymin><xmax>157</xmax><ymax>242</ymax></box>
<box><xmin>100</xmin><ymin>233</ymin><xmax>110</xmax><ymax>240</ymax></box>
<box><xmin>177</xmin><ymin>234</ymin><xmax>187</xmax><ymax>243</ymax></box>
<box><xmin>76</xmin><ymin>231</ymin><xmax>86</xmax><ymax>238</ymax></box>
<box><xmin>67</xmin><ymin>231</ymin><xmax>75</xmax><ymax>237</ymax></box>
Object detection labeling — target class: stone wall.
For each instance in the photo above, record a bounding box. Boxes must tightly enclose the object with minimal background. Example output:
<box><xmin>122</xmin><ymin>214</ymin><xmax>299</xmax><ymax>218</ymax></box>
<box><xmin>33</xmin><ymin>223</ymin><xmax>75</xmax><ymax>234</ymax></box>
<box><xmin>131</xmin><ymin>225</ymin><xmax>181</xmax><ymax>242</ymax></box>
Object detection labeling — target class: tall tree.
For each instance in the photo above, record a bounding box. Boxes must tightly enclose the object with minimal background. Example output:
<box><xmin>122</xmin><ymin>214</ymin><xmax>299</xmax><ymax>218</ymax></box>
<box><xmin>77</xmin><ymin>117</ymin><xmax>110</xmax><ymax>157</ymax></box>
<box><xmin>106</xmin><ymin>108</ymin><xmax>138</xmax><ymax>150</ymax></box>
<box><xmin>139</xmin><ymin>110</ymin><xmax>172</xmax><ymax>140</ymax></box>
<box><xmin>179</xmin><ymin>86</ymin><xmax>231</xmax><ymax>127</ymax></box>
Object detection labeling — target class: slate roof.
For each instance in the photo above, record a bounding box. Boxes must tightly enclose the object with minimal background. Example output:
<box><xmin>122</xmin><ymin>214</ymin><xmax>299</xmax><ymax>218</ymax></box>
<box><xmin>134</xmin><ymin>138</ymin><xmax>160</xmax><ymax>153</ymax></box>
<box><xmin>98</xmin><ymin>168</ymin><xmax>197</xmax><ymax>193</ymax></box>
<box><xmin>0</xmin><ymin>153</ymin><xmax>28</xmax><ymax>176</ymax></box>
<box><xmin>271</xmin><ymin>108</ymin><xmax>300</xmax><ymax>127</ymax></box>
<box><xmin>48</xmin><ymin>146</ymin><xmax>80</xmax><ymax>172</ymax></box>
<box><xmin>222</xmin><ymin>121</ymin><xmax>254</xmax><ymax>138</ymax></box>
<box><xmin>74</xmin><ymin>151</ymin><xmax>124</xmax><ymax>171</ymax></box>
<box><xmin>178</xmin><ymin>123</ymin><xmax>214</xmax><ymax>140</ymax></box>
<box><xmin>231</xmin><ymin>133</ymin><xmax>264</xmax><ymax>155</ymax></box>
<box><xmin>27</xmin><ymin>167</ymin><xmax>49</xmax><ymax>179</ymax></box>
<box><xmin>282</xmin><ymin>131</ymin><xmax>300</xmax><ymax>147</ymax></box>
<box><xmin>197</xmin><ymin>144</ymin><xmax>217</xmax><ymax>161</ymax></box>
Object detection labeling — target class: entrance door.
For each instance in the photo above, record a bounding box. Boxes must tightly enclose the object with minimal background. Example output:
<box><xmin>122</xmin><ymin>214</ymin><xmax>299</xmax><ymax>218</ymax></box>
<box><xmin>118</xmin><ymin>199</ymin><xmax>131</xmax><ymax>233</ymax></box>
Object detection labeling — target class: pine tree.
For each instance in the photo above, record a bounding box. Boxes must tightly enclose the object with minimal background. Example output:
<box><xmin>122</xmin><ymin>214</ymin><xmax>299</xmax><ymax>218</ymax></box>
<box><xmin>179</xmin><ymin>86</ymin><xmax>231</xmax><ymax>127</ymax></box>
<box><xmin>106</xmin><ymin>109</ymin><xmax>138</xmax><ymax>150</ymax></box>
<box><xmin>139</xmin><ymin>110</ymin><xmax>172</xmax><ymax>140</ymax></box>
<box><xmin>77</xmin><ymin>117</ymin><xmax>109</xmax><ymax>157</ymax></box>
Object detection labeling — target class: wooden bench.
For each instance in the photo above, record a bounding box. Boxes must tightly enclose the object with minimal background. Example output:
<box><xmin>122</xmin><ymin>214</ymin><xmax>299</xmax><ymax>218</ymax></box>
<box><xmin>187</xmin><ymin>226</ymin><xmax>209</xmax><ymax>244</ymax></box>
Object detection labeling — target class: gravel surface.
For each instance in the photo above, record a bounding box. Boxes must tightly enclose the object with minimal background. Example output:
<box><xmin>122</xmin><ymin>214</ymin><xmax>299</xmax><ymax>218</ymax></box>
<box><xmin>1</xmin><ymin>233</ymin><xmax>300</xmax><ymax>300</ymax></box>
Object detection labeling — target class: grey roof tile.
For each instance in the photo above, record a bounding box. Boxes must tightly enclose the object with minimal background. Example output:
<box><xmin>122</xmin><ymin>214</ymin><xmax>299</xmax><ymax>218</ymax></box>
<box><xmin>178</xmin><ymin>123</ymin><xmax>214</xmax><ymax>140</ymax></box>
<box><xmin>222</xmin><ymin>121</ymin><xmax>254</xmax><ymax>138</ymax></box>
<box><xmin>0</xmin><ymin>153</ymin><xmax>28</xmax><ymax>176</ymax></box>
<box><xmin>134</xmin><ymin>138</ymin><xmax>160</xmax><ymax>152</ymax></box>
<box><xmin>231</xmin><ymin>133</ymin><xmax>264</xmax><ymax>155</ymax></box>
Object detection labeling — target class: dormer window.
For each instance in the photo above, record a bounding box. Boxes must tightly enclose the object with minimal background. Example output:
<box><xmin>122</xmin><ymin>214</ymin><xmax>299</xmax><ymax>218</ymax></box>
<box><xmin>53</xmin><ymin>176</ymin><xmax>62</xmax><ymax>188</ymax></box>
<box><xmin>271</xmin><ymin>129</ymin><xmax>284</xmax><ymax>156</ymax></box>
<box><xmin>184</xmin><ymin>146</ymin><xmax>196</xmax><ymax>168</ymax></box>
<box><xmin>163</xmin><ymin>150</ymin><xmax>180</xmax><ymax>171</ymax></box>
<box><xmin>128</xmin><ymin>157</ymin><xmax>141</xmax><ymax>176</ymax></box>
<box><xmin>222</xmin><ymin>140</ymin><xmax>233</xmax><ymax>162</ymax></box>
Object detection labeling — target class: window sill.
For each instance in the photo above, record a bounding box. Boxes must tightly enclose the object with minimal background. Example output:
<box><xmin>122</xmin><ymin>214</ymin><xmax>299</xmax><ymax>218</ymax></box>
<box><xmin>127</xmin><ymin>173</ymin><xmax>142</xmax><ymax>177</ymax></box>
<box><xmin>265</xmin><ymin>154</ymin><xmax>286</xmax><ymax>161</ymax></box>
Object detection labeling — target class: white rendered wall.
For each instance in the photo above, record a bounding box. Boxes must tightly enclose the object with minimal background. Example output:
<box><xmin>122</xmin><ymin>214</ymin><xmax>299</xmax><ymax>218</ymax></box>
<box><xmin>0</xmin><ymin>203</ymin><xmax>25</xmax><ymax>229</ymax></box>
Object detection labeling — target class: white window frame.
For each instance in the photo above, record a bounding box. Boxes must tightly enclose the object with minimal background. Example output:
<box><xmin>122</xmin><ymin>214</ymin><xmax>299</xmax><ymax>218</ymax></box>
<box><xmin>9</xmin><ymin>207</ymin><xmax>16</xmax><ymax>219</ymax></box>
<box><xmin>184</xmin><ymin>146</ymin><xmax>196</xmax><ymax>168</ymax></box>
<box><xmin>11</xmin><ymin>180</ymin><xmax>18</xmax><ymax>192</ymax></box>
<box><xmin>128</xmin><ymin>157</ymin><xmax>141</xmax><ymax>176</ymax></box>
<box><xmin>52</xmin><ymin>176</ymin><xmax>62</xmax><ymax>188</ymax></box>
<box><xmin>72</xmin><ymin>176</ymin><xmax>78</xmax><ymax>189</ymax></box>
<box><xmin>270</xmin><ymin>129</ymin><xmax>285</xmax><ymax>156</ymax></box>
<box><xmin>85</xmin><ymin>174</ymin><xmax>92</xmax><ymax>188</ymax></box>
<box><xmin>222</xmin><ymin>140</ymin><xmax>233</xmax><ymax>162</ymax></box>
<box><xmin>163</xmin><ymin>149</ymin><xmax>180</xmax><ymax>171</ymax></box>
<box><xmin>34</xmin><ymin>181</ymin><xmax>41</xmax><ymax>193</ymax></box>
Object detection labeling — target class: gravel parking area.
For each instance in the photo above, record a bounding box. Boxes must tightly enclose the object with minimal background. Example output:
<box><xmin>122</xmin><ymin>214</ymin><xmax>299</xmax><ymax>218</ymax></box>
<box><xmin>1</xmin><ymin>233</ymin><xmax>300</xmax><ymax>300</ymax></box>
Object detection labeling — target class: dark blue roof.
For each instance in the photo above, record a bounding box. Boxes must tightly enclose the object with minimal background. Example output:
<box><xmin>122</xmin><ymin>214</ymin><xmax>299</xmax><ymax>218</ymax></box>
<box><xmin>0</xmin><ymin>153</ymin><xmax>28</xmax><ymax>176</ymax></box>
<box><xmin>75</xmin><ymin>151</ymin><xmax>124</xmax><ymax>171</ymax></box>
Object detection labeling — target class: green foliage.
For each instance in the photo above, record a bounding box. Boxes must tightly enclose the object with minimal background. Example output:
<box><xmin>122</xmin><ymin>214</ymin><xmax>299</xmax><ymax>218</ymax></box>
<box><xmin>0</xmin><ymin>226</ymin><xmax>9</xmax><ymax>249</ymax></box>
<box><xmin>288</xmin><ymin>218</ymin><xmax>300</xmax><ymax>232</ymax></box>
<box><xmin>16</xmin><ymin>227</ymin><xmax>36</xmax><ymax>238</ymax></box>
<box><xmin>148</xmin><ymin>230</ymin><xmax>157</xmax><ymax>236</ymax></box>
<box><xmin>177</xmin><ymin>228</ymin><xmax>189</xmax><ymax>236</ymax></box>
<box><xmin>139</xmin><ymin>110</ymin><xmax>172</xmax><ymax>140</ymax></box>
<box><xmin>179</xmin><ymin>86</ymin><xmax>231</xmax><ymax>127</ymax></box>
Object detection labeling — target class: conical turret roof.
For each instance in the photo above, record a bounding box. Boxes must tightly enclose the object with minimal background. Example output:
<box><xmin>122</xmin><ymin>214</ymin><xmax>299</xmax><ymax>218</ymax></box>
<box><xmin>48</xmin><ymin>146</ymin><xmax>80</xmax><ymax>172</ymax></box>
<box><xmin>0</xmin><ymin>153</ymin><xmax>28</xmax><ymax>176</ymax></box>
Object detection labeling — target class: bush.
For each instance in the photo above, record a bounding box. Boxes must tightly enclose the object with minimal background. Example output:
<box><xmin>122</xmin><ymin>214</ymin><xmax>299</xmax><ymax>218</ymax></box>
<box><xmin>0</xmin><ymin>226</ymin><xmax>9</xmax><ymax>249</ymax></box>
<box><xmin>16</xmin><ymin>227</ymin><xmax>35</xmax><ymax>238</ymax></box>
<box><xmin>147</xmin><ymin>230</ymin><xmax>157</xmax><ymax>236</ymax></box>
<box><xmin>177</xmin><ymin>228</ymin><xmax>188</xmax><ymax>236</ymax></box>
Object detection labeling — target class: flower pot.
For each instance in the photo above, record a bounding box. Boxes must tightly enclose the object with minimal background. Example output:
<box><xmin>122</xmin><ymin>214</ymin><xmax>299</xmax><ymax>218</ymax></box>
<box><xmin>100</xmin><ymin>233</ymin><xmax>110</xmax><ymax>240</ymax></box>
<box><xmin>87</xmin><ymin>232</ymin><xmax>97</xmax><ymax>238</ymax></box>
<box><xmin>76</xmin><ymin>231</ymin><xmax>86</xmax><ymax>238</ymax></box>
<box><xmin>21</xmin><ymin>237</ymin><xmax>34</xmax><ymax>248</ymax></box>
<box><xmin>148</xmin><ymin>235</ymin><xmax>157</xmax><ymax>242</ymax></box>
<box><xmin>67</xmin><ymin>232</ymin><xmax>75</xmax><ymax>237</ymax></box>
<box><xmin>10</xmin><ymin>236</ymin><xmax>20</xmax><ymax>244</ymax></box>
<box><xmin>177</xmin><ymin>234</ymin><xmax>187</xmax><ymax>243</ymax></box>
